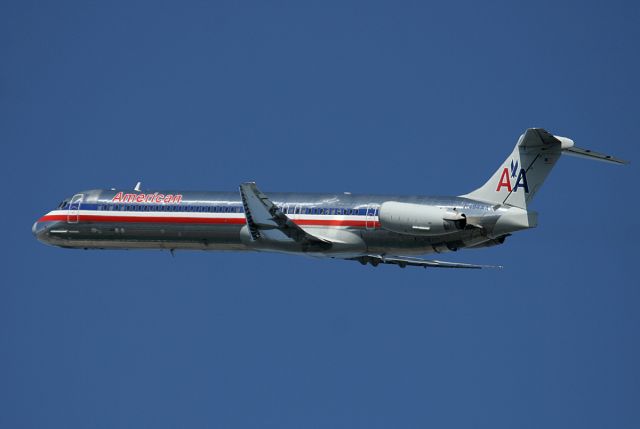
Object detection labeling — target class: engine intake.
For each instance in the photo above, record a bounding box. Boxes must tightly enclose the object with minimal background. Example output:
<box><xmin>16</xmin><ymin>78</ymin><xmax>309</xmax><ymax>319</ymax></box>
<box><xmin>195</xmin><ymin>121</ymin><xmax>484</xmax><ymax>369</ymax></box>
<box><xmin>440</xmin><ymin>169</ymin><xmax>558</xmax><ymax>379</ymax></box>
<box><xmin>378</xmin><ymin>201</ymin><xmax>467</xmax><ymax>236</ymax></box>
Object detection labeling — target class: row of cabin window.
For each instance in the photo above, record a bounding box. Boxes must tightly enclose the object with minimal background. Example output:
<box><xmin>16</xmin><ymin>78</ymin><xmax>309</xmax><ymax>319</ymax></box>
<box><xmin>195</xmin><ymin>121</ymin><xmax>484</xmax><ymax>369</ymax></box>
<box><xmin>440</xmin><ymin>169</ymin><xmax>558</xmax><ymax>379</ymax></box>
<box><xmin>97</xmin><ymin>204</ymin><xmax>243</xmax><ymax>213</ymax></box>
<box><xmin>277</xmin><ymin>207</ymin><xmax>378</xmax><ymax>216</ymax></box>
<box><xmin>93</xmin><ymin>204</ymin><xmax>378</xmax><ymax>216</ymax></box>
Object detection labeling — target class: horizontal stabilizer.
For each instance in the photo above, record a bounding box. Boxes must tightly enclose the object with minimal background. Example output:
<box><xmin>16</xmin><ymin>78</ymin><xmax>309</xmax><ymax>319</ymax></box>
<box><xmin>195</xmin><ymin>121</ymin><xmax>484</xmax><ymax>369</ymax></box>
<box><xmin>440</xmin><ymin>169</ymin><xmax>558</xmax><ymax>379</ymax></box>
<box><xmin>461</xmin><ymin>128</ymin><xmax>628</xmax><ymax>209</ymax></box>
<box><xmin>563</xmin><ymin>146</ymin><xmax>628</xmax><ymax>165</ymax></box>
<box><xmin>352</xmin><ymin>254</ymin><xmax>502</xmax><ymax>269</ymax></box>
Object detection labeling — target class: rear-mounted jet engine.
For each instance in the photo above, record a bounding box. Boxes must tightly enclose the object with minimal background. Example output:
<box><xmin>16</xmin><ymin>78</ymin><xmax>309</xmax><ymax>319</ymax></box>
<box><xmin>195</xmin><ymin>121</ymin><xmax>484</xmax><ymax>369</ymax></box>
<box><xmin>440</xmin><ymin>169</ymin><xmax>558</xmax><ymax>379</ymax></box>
<box><xmin>378</xmin><ymin>201</ymin><xmax>467</xmax><ymax>236</ymax></box>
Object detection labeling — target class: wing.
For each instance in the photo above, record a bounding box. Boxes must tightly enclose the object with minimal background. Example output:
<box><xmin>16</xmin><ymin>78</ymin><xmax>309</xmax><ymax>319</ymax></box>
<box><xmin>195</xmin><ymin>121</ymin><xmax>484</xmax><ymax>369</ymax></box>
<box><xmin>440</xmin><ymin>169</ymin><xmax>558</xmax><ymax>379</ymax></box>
<box><xmin>239</xmin><ymin>182</ymin><xmax>331</xmax><ymax>251</ymax></box>
<box><xmin>350</xmin><ymin>254</ymin><xmax>502</xmax><ymax>269</ymax></box>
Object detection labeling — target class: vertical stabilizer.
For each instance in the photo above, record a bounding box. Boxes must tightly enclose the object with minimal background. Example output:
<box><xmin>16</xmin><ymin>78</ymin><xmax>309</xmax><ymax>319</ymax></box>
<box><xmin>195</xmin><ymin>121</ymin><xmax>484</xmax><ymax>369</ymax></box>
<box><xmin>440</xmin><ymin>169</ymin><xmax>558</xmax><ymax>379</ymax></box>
<box><xmin>461</xmin><ymin>128</ymin><xmax>574</xmax><ymax>209</ymax></box>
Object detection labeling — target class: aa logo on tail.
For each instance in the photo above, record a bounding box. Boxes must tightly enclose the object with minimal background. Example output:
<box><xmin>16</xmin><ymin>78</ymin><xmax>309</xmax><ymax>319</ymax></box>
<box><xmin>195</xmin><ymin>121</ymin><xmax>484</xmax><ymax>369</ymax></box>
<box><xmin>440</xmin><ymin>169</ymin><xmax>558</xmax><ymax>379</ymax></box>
<box><xmin>496</xmin><ymin>159</ymin><xmax>529</xmax><ymax>192</ymax></box>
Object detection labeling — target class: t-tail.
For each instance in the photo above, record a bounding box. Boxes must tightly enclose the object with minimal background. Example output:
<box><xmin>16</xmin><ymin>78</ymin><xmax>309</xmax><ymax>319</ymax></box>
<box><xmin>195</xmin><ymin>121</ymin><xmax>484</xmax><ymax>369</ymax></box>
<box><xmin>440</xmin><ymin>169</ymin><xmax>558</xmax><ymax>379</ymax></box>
<box><xmin>461</xmin><ymin>128</ymin><xmax>628</xmax><ymax>209</ymax></box>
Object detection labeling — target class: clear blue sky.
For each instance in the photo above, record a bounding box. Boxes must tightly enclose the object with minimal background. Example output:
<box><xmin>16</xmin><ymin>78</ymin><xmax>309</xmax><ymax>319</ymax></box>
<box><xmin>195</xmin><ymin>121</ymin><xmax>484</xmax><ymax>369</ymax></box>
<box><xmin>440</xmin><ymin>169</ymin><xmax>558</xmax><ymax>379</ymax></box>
<box><xmin>2</xmin><ymin>1</ymin><xmax>639</xmax><ymax>427</ymax></box>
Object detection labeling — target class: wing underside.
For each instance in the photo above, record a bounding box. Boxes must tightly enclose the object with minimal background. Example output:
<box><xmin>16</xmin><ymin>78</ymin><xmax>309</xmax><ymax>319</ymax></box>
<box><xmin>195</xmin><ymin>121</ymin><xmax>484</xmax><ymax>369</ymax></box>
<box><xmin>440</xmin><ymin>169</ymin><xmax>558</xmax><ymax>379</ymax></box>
<box><xmin>349</xmin><ymin>255</ymin><xmax>502</xmax><ymax>270</ymax></box>
<box><xmin>239</xmin><ymin>182</ymin><xmax>331</xmax><ymax>251</ymax></box>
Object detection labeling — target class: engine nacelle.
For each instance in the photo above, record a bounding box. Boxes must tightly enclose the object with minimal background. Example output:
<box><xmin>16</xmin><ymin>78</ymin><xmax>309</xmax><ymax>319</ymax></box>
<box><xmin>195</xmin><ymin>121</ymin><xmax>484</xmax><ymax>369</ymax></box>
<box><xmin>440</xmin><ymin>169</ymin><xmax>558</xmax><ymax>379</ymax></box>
<box><xmin>378</xmin><ymin>201</ymin><xmax>467</xmax><ymax>236</ymax></box>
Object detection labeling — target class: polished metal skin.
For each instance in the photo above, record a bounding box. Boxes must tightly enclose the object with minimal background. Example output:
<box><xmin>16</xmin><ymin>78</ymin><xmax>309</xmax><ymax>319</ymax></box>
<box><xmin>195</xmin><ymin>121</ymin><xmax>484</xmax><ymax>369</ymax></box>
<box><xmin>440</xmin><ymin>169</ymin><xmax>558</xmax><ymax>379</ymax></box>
<box><xmin>33</xmin><ymin>190</ymin><xmax>499</xmax><ymax>252</ymax></box>
<box><xmin>33</xmin><ymin>129</ymin><xmax>626</xmax><ymax>269</ymax></box>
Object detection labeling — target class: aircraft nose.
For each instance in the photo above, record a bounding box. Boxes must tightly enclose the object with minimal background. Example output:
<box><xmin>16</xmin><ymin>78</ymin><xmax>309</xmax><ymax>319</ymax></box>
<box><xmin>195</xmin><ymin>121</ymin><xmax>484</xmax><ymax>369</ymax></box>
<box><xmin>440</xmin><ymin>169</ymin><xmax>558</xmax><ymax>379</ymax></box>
<box><xmin>32</xmin><ymin>219</ymin><xmax>50</xmax><ymax>242</ymax></box>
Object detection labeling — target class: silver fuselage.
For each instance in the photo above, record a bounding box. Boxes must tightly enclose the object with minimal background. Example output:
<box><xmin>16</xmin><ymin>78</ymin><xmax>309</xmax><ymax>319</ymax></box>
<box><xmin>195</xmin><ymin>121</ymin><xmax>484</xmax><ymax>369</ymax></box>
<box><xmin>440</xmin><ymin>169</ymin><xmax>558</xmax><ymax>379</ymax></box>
<box><xmin>33</xmin><ymin>188</ymin><xmax>535</xmax><ymax>258</ymax></box>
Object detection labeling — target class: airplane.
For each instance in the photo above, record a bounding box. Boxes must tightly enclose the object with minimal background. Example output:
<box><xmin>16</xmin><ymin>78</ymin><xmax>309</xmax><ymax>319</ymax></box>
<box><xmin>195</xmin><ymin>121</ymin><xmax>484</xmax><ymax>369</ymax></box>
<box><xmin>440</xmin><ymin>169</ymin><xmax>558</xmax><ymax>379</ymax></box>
<box><xmin>32</xmin><ymin>128</ymin><xmax>627</xmax><ymax>269</ymax></box>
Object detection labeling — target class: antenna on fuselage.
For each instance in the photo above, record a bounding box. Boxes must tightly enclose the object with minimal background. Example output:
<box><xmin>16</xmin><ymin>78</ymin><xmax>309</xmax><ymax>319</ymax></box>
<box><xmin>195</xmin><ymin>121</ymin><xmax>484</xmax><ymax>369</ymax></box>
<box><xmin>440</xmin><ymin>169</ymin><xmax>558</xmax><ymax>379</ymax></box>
<box><xmin>134</xmin><ymin>181</ymin><xmax>142</xmax><ymax>192</ymax></box>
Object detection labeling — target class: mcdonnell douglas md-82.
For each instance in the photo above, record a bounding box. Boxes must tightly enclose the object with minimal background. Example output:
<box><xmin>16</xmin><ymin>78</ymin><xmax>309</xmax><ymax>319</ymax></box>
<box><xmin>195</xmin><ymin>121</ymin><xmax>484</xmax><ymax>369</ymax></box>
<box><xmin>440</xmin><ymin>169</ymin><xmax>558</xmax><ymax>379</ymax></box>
<box><xmin>33</xmin><ymin>129</ymin><xmax>627</xmax><ymax>269</ymax></box>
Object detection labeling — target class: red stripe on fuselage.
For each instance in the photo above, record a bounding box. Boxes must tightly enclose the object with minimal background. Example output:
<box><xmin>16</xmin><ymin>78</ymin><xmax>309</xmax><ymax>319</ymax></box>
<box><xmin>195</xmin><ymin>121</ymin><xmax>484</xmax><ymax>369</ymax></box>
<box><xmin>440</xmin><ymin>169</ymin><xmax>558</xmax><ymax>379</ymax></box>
<box><xmin>39</xmin><ymin>214</ymin><xmax>246</xmax><ymax>225</ymax></box>
<box><xmin>37</xmin><ymin>214</ymin><xmax>380</xmax><ymax>228</ymax></box>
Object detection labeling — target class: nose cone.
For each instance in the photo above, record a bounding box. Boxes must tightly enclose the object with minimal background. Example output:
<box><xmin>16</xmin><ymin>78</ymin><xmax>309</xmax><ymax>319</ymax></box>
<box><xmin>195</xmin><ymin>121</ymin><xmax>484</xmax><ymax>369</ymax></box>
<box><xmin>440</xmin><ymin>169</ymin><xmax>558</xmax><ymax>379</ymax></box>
<box><xmin>32</xmin><ymin>218</ymin><xmax>51</xmax><ymax>244</ymax></box>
